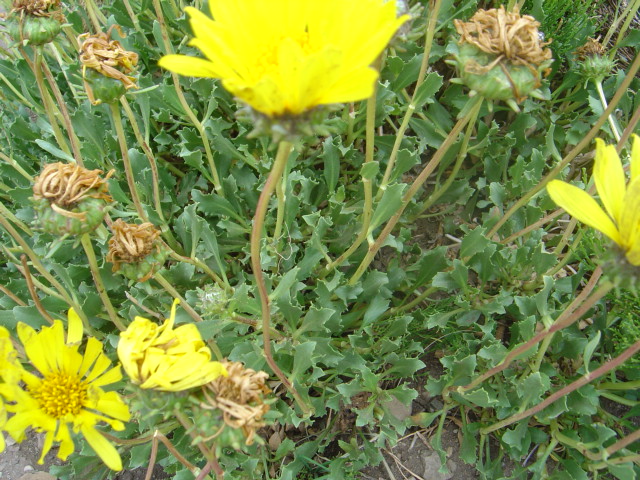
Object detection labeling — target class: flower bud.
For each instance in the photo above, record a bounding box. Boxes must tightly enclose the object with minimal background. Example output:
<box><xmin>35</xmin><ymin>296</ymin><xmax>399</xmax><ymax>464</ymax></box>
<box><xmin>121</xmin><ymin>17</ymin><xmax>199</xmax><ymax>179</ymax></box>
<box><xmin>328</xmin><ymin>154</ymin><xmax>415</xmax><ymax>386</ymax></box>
<box><xmin>107</xmin><ymin>219</ymin><xmax>167</xmax><ymax>282</ymax></box>
<box><xmin>32</xmin><ymin>163</ymin><xmax>112</xmax><ymax>235</ymax></box>
<box><xmin>450</xmin><ymin>7</ymin><xmax>553</xmax><ymax>106</ymax></box>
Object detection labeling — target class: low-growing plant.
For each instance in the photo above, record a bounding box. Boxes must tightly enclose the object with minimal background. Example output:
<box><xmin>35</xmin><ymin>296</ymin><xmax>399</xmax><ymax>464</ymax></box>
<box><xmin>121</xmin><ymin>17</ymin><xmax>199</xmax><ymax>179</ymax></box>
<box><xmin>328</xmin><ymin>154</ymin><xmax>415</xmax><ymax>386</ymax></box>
<box><xmin>0</xmin><ymin>0</ymin><xmax>638</xmax><ymax>479</ymax></box>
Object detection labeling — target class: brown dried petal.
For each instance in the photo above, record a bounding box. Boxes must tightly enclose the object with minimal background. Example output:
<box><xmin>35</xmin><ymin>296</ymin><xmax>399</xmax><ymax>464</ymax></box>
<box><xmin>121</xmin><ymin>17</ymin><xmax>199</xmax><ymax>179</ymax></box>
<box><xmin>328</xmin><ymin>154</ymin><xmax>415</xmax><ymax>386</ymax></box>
<box><xmin>79</xmin><ymin>25</ymin><xmax>139</xmax><ymax>89</ymax></box>
<box><xmin>33</xmin><ymin>162</ymin><xmax>112</xmax><ymax>209</ymax></box>
<box><xmin>575</xmin><ymin>38</ymin><xmax>606</xmax><ymax>60</ymax></box>
<box><xmin>205</xmin><ymin>360</ymin><xmax>271</xmax><ymax>445</ymax></box>
<box><xmin>107</xmin><ymin>219</ymin><xmax>161</xmax><ymax>267</ymax></box>
<box><xmin>11</xmin><ymin>0</ymin><xmax>62</xmax><ymax>18</ymax></box>
<box><xmin>454</xmin><ymin>6</ymin><xmax>552</xmax><ymax>67</ymax></box>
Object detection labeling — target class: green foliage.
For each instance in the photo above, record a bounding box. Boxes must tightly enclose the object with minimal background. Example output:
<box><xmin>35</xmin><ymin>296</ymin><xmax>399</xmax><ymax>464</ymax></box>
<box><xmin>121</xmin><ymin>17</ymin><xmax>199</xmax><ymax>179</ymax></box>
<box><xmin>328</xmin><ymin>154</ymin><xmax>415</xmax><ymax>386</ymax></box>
<box><xmin>0</xmin><ymin>0</ymin><xmax>639</xmax><ymax>479</ymax></box>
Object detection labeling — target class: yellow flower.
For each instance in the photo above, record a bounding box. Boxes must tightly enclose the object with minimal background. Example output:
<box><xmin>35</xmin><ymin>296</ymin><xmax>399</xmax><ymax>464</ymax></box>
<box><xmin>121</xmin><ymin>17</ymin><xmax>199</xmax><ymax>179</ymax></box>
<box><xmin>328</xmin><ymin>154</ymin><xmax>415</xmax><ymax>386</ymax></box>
<box><xmin>3</xmin><ymin>310</ymin><xmax>131</xmax><ymax>471</ymax></box>
<box><xmin>0</xmin><ymin>326</ymin><xmax>23</xmax><ymax>454</ymax></box>
<box><xmin>547</xmin><ymin>135</ymin><xmax>640</xmax><ymax>265</ymax></box>
<box><xmin>118</xmin><ymin>299</ymin><xmax>227</xmax><ymax>391</ymax></box>
<box><xmin>158</xmin><ymin>0</ymin><xmax>409</xmax><ymax>117</ymax></box>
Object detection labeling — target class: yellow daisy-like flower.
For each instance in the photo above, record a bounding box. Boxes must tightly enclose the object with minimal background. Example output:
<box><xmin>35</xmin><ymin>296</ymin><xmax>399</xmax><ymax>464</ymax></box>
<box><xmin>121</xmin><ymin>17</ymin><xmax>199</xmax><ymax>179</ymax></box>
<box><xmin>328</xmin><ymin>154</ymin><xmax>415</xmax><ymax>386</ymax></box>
<box><xmin>4</xmin><ymin>310</ymin><xmax>131</xmax><ymax>471</ymax></box>
<box><xmin>118</xmin><ymin>299</ymin><xmax>227</xmax><ymax>391</ymax></box>
<box><xmin>158</xmin><ymin>0</ymin><xmax>409</xmax><ymax>117</ymax></box>
<box><xmin>547</xmin><ymin>135</ymin><xmax>640</xmax><ymax>265</ymax></box>
<box><xmin>0</xmin><ymin>326</ymin><xmax>24</xmax><ymax>453</ymax></box>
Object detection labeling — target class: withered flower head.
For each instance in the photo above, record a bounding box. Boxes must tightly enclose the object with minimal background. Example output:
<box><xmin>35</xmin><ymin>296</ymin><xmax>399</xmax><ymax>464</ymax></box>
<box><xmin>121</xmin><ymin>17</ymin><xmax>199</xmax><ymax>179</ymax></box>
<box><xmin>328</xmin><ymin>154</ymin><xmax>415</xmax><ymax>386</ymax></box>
<box><xmin>107</xmin><ymin>219</ymin><xmax>166</xmax><ymax>282</ymax></box>
<box><xmin>575</xmin><ymin>38</ymin><xmax>606</xmax><ymax>60</ymax></box>
<box><xmin>11</xmin><ymin>0</ymin><xmax>62</xmax><ymax>18</ymax></box>
<box><xmin>7</xmin><ymin>0</ymin><xmax>64</xmax><ymax>45</ymax></box>
<box><xmin>79</xmin><ymin>25</ymin><xmax>139</xmax><ymax>105</ymax></box>
<box><xmin>450</xmin><ymin>6</ymin><xmax>553</xmax><ymax>105</ymax></box>
<box><xmin>575</xmin><ymin>38</ymin><xmax>615</xmax><ymax>83</ymax></box>
<box><xmin>454</xmin><ymin>6</ymin><xmax>551</xmax><ymax>67</ymax></box>
<box><xmin>204</xmin><ymin>360</ymin><xmax>271</xmax><ymax>445</ymax></box>
<box><xmin>32</xmin><ymin>163</ymin><xmax>113</xmax><ymax>235</ymax></box>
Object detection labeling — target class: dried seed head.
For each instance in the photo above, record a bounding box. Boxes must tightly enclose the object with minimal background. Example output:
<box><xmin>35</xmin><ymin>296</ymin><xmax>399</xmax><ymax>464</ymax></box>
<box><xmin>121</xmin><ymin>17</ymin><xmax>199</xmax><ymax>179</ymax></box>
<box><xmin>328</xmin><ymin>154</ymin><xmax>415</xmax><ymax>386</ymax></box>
<box><xmin>11</xmin><ymin>0</ymin><xmax>62</xmax><ymax>18</ymax></box>
<box><xmin>33</xmin><ymin>162</ymin><xmax>112</xmax><ymax>212</ymax></box>
<box><xmin>107</xmin><ymin>220</ymin><xmax>166</xmax><ymax>281</ymax></box>
<box><xmin>79</xmin><ymin>25</ymin><xmax>138</xmax><ymax>103</ymax></box>
<box><xmin>204</xmin><ymin>361</ymin><xmax>271</xmax><ymax>445</ymax></box>
<box><xmin>574</xmin><ymin>38</ymin><xmax>615</xmax><ymax>83</ymax></box>
<box><xmin>107</xmin><ymin>219</ymin><xmax>161</xmax><ymax>264</ymax></box>
<box><xmin>32</xmin><ymin>163</ymin><xmax>112</xmax><ymax>234</ymax></box>
<box><xmin>450</xmin><ymin>6</ymin><xmax>553</xmax><ymax>105</ymax></box>
<box><xmin>575</xmin><ymin>38</ymin><xmax>607</xmax><ymax>60</ymax></box>
<box><xmin>454</xmin><ymin>6</ymin><xmax>551</xmax><ymax>68</ymax></box>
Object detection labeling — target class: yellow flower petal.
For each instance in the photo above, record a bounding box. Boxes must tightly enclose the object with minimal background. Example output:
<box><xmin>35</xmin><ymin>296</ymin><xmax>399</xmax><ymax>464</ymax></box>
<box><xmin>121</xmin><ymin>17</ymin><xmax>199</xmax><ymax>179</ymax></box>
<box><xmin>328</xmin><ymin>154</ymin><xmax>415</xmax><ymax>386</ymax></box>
<box><xmin>594</xmin><ymin>138</ymin><xmax>626</xmax><ymax>225</ymax></box>
<box><xmin>620</xmin><ymin>177</ymin><xmax>640</xmax><ymax>265</ymax></box>
<box><xmin>157</xmin><ymin>55</ymin><xmax>220</xmax><ymax>78</ymax></box>
<box><xmin>547</xmin><ymin>180</ymin><xmax>621</xmax><ymax>243</ymax></box>
<box><xmin>81</xmin><ymin>425</ymin><xmax>123</xmax><ymax>471</ymax></box>
<box><xmin>159</xmin><ymin>0</ymin><xmax>407</xmax><ymax>117</ymax></box>
<box><xmin>631</xmin><ymin>134</ymin><xmax>640</xmax><ymax>183</ymax></box>
<box><xmin>66</xmin><ymin>308</ymin><xmax>83</xmax><ymax>344</ymax></box>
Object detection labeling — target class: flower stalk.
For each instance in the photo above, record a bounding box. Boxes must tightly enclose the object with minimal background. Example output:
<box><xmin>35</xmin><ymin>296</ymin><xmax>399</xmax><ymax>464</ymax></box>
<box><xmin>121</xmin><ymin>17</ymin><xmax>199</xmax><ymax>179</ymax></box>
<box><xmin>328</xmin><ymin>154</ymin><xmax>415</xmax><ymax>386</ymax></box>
<box><xmin>481</xmin><ymin>337</ymin><xmax>640</xmax><ymax>434</ymax></box>
<box><xmin>80</xmin><ymin>233</ymin><xmax>126</xmax><ymax>331</ymax></box>
<box><xmin>109</xmin><ymin>103</ymin><xmax>149</xmax><ymax>222</ymax></box>
<box><xmin>377</xmin><ymin>0</ymin><xmax>442</xmax><ymax>198</ymax></box>
<box><xmin>250</xmin><ymin>140</ymin><xmax>310</xmax><ymax>414</ymax></box>
<box><xmin>349</xmin><ymin>95</ymin><xmax>483</xmax><ymax>285</ymax></box>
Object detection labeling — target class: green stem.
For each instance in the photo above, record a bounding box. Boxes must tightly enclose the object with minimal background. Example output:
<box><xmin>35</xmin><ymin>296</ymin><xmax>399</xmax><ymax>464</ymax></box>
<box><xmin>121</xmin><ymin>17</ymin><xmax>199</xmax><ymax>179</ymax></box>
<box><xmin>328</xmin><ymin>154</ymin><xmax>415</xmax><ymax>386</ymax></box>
<box><xmin>154</xmin><ymin>272</ymin><xmax>223</xmax><ymax>360</ymax></box>
<box><xmin>32</xmin><ymin>48</ymin><xmax>72</xmax><ymax>158</ymax></box>
<box><xmin>168</xmin><ymin>250</ymin><xmax>230</xmax><ymax>291</ymax></box>
<box><xmin>272</xmin><ymin>162</ymin><xmax>288</xmax><ymax>242</ymax></box>
<box><xmin>80</xmin><ymin>234</ymin><xmax>125</xmax><ymax>331</ymax></box>
<box><xmin>349</xmin><ymin>96</ymin><xmax>483</xmax><ymax>285</ymax></box>
<box><xmin>389</xmin><ymin>286</ymin><xmax>438</xmax><ymax>315</ymax></box>
<box><xmin>40</xmin><ymin>55</ymin><xmax>84</xmax><ymax>166</ymax></box>
<box><xmin>594</xmin><ymin>79</ymin><xmax>621</xmax><ymax>142</ymax></box>
<box><xmin>415</xmin><ymin>101</ymin><xmax>479</xmax><ymax>216</ymax></box>
<box><xmin>250</xmin><ymin>140</ymin><xmax>311</xmax><ymax>415</ymax></box>
<box><xmin>152</xmin><ymin>0</ymin><xmax>224</xmax><ymax>197</ymax></box>
<box><xmin>325</xmin><ymin>64</ymin><xmax>379</xmax><ymax>272</ymax></box>
<box><xmin>488</xmin><ymin>52</ymin><xmax>640</xmax><ymax>238</ymax></box>
<box><xmin>110</xmin><ymin>103</ymin><xmax>149</xmax><ymax>222</ymax></box>
<box><xmin>376</xmin><ymin>0</ymin><xmax>442</xmax><ymax>198</ymax></box>
<box><xmin>0</xmin><ymin>152</ymin><xmax>33</xmax><ymax>182</ymax></box>
<box><xmin>0</xmin><ymin>214</ymin><xmax>87</xmax><ymax>321</ymax></box>
<box><xmin>458</xmin><ymin>267</ymin><xmax>609</xmax><ymax>393</ymax></box>
<box><xmin>481</xmin><ymin>338</ymin><xmax>640</xmax><ymax>434</ymax></box>
<box><xmin>120</xmin><ymin>98</ymin><xmax>165</xmax><ymax>223</ymax></box>
<box><xmin>598</xmin><ymin>379</ymin><xmax>640</xmax><ymax>390</ymax></box>
<box><xmin>83</xmin><ymin>0</ymin><xmax>106</xmax><ymax>31</ymax></box>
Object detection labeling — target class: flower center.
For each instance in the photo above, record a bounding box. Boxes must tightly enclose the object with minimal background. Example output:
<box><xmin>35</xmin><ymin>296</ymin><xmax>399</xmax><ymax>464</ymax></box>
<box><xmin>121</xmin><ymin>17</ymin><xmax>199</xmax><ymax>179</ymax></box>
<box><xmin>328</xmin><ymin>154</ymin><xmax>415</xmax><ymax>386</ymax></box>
<box><xmin>31</xmin><ymin>372</ymin><xmax>88</xmax><ymax>418</ymax></box>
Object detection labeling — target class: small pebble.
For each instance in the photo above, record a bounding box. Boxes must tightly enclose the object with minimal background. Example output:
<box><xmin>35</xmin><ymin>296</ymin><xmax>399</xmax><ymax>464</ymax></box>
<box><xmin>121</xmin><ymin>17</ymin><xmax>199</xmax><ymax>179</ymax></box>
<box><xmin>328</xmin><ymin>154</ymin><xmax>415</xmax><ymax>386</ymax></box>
<box><xmin>23</xmin><ymin>465</ymin><xmax>34</xmax><ymax>472</ymax></box>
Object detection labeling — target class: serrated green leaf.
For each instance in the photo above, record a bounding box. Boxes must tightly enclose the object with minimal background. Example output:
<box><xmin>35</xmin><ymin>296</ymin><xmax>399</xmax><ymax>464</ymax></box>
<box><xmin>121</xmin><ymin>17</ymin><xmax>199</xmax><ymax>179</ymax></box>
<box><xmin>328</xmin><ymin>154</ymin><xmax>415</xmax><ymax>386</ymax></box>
<box><xmin>360</xmin><ymin>160</ymin><xmax>380</xmax><ymax>180</ymax></box>
<box><xmin>369</xmin><ymin>183</ymin><xmax>406</xmax><ymax>232</ymax></box>
<box><xmin>413</xmin><ymin>72</ymin><xmax>444</xmax><ymax>108</ymax></box>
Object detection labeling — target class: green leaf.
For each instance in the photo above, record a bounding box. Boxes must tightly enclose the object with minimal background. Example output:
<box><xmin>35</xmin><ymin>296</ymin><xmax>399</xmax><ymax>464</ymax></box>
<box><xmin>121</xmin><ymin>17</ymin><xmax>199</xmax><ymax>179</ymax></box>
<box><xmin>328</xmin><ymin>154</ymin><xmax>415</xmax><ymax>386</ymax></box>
<box><xmin>360</xmin><ymin>161</ymin><xmax>380</xmax><ymax>180</ymax></box>
<box><xmin>322</xmin><ymin>136</ymin><xmax>340</xmax><ymax>192</ymax></box>
<box><xmin>413</xmin><ymin>72</ymin><xmax>444</xmax><ymax>109</ymax></box>
<box><xmin>290</xmin><ymin>341</ymin><xmax>316</xmax><ymax>380</ymax></box>
<box><xmin>35</xmin><ymin>139</ymin><xmax>75</xmax><ymax>162</ymax></box>
<box><xmin>369</xmin><ymin>183</ymin><xmax>406</xmax><ymax>232</ymax></box>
